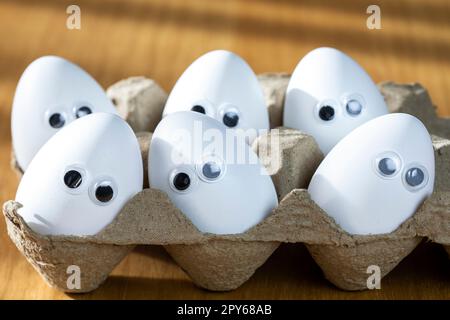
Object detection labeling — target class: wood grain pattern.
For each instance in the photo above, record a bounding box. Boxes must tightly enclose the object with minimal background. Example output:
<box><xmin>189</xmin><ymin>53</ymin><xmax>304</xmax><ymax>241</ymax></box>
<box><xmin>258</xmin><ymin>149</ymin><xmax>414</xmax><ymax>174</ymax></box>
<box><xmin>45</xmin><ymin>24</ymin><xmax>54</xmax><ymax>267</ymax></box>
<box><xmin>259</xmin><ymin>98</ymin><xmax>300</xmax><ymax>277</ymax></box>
<box><xmin>0</xmin><ymin>0</ymin><xmax>448</xmax><ymax>300</ymax></box>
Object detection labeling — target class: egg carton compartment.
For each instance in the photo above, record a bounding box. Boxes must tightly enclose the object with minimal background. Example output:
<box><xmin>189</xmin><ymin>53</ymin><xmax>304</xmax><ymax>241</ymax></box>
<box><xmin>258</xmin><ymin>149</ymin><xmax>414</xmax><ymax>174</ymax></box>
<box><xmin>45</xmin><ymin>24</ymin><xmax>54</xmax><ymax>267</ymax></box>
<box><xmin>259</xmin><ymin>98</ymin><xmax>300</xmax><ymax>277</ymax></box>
<box><xmin>4</xmin><ymin>74</ymin><xmax>450</xmax><ymax>293</ymax></box>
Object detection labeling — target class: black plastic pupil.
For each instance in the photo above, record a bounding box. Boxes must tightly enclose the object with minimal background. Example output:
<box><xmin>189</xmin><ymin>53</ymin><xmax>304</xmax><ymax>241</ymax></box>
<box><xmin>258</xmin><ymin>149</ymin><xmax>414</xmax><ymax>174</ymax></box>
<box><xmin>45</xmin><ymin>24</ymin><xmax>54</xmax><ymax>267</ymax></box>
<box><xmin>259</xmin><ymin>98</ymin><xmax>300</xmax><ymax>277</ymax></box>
<box><xmin>76</xmin><ymin>106</ymin><xmax>92</xmax><ymax>118</ymax></box>
<box><xmin>173</xmin><ymin>172</ymin><xmax>190</xmax><ymax>191</ymax></box>
<box><xmin>49</xmin><ymin>113</ymin><xmax>65</xmax><ymax>128</ymax></box>
<box><xmin>191</xmin><ymin>105</ymin><xmax>206</xmax><ymax>114</ymax></box>
<box><xmin>319</xmin><ymin>106</ymin><xmax>335</xmax><ymax>121</ymax></box>
<box><xmin>95</xmin><ymin>185</ymin><xmax>114</xmax><ymax>203</ymax></box>
<box><xmin>64</xmin><ymin>170</ymin><xmax>82</xmax><ymax>189</ymax></box>
<box><xmin>223</xmin><ymin>111</ymin><xmax>239</xmax><ymax>127</ymax></box>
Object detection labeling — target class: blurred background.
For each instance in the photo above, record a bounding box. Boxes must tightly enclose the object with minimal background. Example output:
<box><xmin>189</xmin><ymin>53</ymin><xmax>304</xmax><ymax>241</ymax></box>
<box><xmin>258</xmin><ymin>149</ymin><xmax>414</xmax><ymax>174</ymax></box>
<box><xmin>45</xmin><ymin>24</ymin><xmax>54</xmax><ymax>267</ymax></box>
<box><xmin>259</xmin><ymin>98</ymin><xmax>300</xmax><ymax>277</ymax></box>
<box><xmin>0</xmin><ymin>0</ymin><xmax>449</xmax><ymax>299</ymax></box>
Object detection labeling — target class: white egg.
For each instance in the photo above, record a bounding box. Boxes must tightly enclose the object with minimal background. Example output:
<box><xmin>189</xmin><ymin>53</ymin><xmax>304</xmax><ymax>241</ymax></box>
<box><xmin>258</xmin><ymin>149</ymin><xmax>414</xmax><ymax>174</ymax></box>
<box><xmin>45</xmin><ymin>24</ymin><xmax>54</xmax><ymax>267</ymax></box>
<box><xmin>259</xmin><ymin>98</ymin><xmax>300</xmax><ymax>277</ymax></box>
<box><xmin>15</xmin><ymin>113</ymin><xmax>143</xmax><ymax>236</ymax></box>
<box><xmin>284</xmin><ymin>47</ymin><xmax>388</xmax><ymax>154</ymax></box>
<box><xmin>163</xmin><ymin>50</ymin><xmax>269</xmax><ymax>143</ymax></box>
<box><xmin>308</xmin><ymin>113</ymin><xmax>435</xmax><ymax>235</ymax></box>
<box><xmin>149</xmin><ymin>111</ymin><xmax>278</xmax><ymax>234</ymax></box>
<box><xmin>11</xmin><ymin>56</ymin><xmax>118</xmax><ymax>171</ymax></box>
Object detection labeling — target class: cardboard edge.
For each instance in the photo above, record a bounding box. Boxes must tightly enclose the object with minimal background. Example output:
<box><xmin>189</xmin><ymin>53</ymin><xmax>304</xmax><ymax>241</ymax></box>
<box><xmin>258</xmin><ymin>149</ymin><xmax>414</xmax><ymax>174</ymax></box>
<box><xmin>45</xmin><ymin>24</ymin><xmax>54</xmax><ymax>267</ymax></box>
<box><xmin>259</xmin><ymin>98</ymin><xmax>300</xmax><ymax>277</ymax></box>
<box><xmin>2</xmin><ymin>201</ymin><xmax>133</xmax><ymax>293</ymax></box>
<box><xmin>5</xmin><ymin>77</ymin><xmax>450</xmax><ymax>292</ymax></box>
<box><xmin>5</xmin><ymin>126</ymin><xmax>449</xmax><ymax>248</ymax></box>
<box><xmin>106</xmin><ymin>76</ymin><xmax>168</xmax><ymax>133</ymax></box>
<box><xmin>5</xmin><ymin>187</ymin><xmax>448</xmax><ymax>247</ymax></box>
<box><xmin>378</xmin><ymin>81</ymin><xmax>450</xmax><ymax>140</ymax></box>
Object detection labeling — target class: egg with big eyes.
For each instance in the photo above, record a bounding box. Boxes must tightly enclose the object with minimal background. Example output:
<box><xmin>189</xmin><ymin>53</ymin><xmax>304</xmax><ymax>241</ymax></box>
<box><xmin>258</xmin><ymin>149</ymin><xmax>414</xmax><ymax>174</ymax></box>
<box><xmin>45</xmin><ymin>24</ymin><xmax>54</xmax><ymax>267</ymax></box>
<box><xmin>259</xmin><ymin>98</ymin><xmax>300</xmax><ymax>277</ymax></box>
<box><xmin>11</xmin><ymin>56</ymin><xmax>118</xmax><ymax>171</ymax></box>
<box><xmin>308</xmin><ymin>113</ymin><xmax>435</xmax><ymax>235</ymax></box>
<box><xmin>15</xmin><ymin>113</ymin><xmax>143</xmax><ymax>236</ymax></box>
<box><xmin>284</xmin><ymin>47</ymin><xmax>388</xmax><ymax>154</ymax></box>
<box><xmin>149</xmin><ymin>111</ymin><xmax>278</xmax><ymax>234</ymax></box>
<box><xmin>162</xmin><ymin>50</ymin><xmax>269</xmax><ymax>143</ymax></box>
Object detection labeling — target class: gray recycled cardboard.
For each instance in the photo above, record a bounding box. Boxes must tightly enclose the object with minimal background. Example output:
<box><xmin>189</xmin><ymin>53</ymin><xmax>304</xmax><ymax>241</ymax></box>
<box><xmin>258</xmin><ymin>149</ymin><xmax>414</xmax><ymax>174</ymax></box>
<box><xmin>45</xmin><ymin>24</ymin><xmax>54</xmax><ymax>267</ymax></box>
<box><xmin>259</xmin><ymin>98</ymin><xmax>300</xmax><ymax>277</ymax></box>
<box><xmin>106</xmin><ymin>76</ymin><xmax>168</xmax><ymax>133</ymax></box>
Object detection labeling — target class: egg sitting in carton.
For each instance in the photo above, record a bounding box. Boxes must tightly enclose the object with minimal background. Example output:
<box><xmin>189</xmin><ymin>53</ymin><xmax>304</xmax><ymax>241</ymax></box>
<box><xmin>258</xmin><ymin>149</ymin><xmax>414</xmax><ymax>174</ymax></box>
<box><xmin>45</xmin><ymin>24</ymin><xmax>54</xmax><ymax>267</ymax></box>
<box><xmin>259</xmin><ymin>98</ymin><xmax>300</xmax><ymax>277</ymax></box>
<box><xmin>4</xmin><ymin>49</ymin><xmax>450</xmax><ymax>293</ymax></box>
<box><xmin>11</xmin><ymin>56</ymin><xmax>118</xmax><ymax>172</ymax></box>
<box><xmin>15</xmin><ymin>113</ymin><xmax>143</xmax><ymax>236</ymax></box>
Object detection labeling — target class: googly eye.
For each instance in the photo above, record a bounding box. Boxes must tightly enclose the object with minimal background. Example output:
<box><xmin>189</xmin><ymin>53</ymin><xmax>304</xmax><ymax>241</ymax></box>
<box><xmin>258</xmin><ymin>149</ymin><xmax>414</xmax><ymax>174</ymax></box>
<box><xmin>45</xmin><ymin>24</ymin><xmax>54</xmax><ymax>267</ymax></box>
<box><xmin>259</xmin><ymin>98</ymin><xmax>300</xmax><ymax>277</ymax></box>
<box><xmin>346</xmin><ymin>99</ymin><xmax>363</xmax><ymax>116</ymax></box>
<box><xmin>202</xmin><ymin>161</ymin><xmax>221</xmax><ymax>179</ymax></box>
<box><xmin>197</xmin><ymin>155</ymin><xmax>225</xmax><ymax>182</ymax></box>
<box><xmin>223</xmin><ymin>111</ymin><xmax>239</xmax><ymax>127</ymax></box>
<box><xmin>64</xmin><ymin>170</ymin><xmax>83</xmax><ymax>188</ymax></box>
<box><xmin>315</xmin><ymin>100</ymin><xmax>339</xmax><ymax>123</ymax></box>
<box><xmin>190</xmin><ymin>99</ymin><xmax>213</xmax><ymax>116</ymax></box>
<box><xmin>169</xmin><ymin>167</ymin><xmax>197</xmax><ymax>193</ymax></box>
<box><xmin>403</xmin><ymin>165</ymin><xmax>428</xmax><ymax>191</ymax></box>
<box><xmin>405</xmin><ymin>168</ymin><xmax>424</xmax><ymax>186</ymax></box>
<box><xmin>191</xmin><ymin>105</ymin><xmax>206</xmax><ymax>114</ymax></box>
<box><xmin>95</xmin><ymin>182</ymin><xmax>114</xmax><ymax>203</ymax></box>
<box><xmin>378</xmin><ymin>158</ymin><xmax>397</xmax><ymax>176</ymax></box>
<box><xmin>75</xmin><ymin>105</ymin><xmax>92</xmax><ymax>118</ymax></box>
<box><xmin>172</xmin><ymin>172</ymin><xmax>191</xmax><ymax>191</ymax></box>
<box><xmin>90</xmin><ymin>178</ymin><xmax>117</xmax><ymax>205</ymax></box>
<box><xmin>318</xmin><ymin>105</ymin><xmax>335</xmax><ymax>121</ymax></box>
<box><xmin>62</xmin><ymin>166</ymin><xmax>86</xmax><ymax>193</ymax></box>
<box><xmin>49</xmin><ymin>113</ymin><xmax>66</xmax><ymax>128</ymax></box>
<box><xmin>342</xmin><ymin>94</ymin><xmax>365</xmax><ymax>117</ymax></box>
<box><xmin>218</xmin><ymin>104</ymin><xmax>241</xmax><ymax>128</ymax></box>
<box><xmin>375</xmin><ymin>152</ymin><xmax>402</xmax><ymax>178</ymax></box>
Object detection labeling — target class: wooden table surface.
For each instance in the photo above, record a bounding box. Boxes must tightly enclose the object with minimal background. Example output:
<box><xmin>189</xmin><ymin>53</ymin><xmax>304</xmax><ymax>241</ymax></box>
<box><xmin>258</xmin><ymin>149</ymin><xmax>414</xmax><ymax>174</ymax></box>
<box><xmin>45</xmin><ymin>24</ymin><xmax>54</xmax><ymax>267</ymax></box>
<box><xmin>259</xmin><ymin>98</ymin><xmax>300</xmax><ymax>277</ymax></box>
<box><xmin>0</xmin><ymin>0</ymin><xmax>449</xmax><ymax>300</ymax></box>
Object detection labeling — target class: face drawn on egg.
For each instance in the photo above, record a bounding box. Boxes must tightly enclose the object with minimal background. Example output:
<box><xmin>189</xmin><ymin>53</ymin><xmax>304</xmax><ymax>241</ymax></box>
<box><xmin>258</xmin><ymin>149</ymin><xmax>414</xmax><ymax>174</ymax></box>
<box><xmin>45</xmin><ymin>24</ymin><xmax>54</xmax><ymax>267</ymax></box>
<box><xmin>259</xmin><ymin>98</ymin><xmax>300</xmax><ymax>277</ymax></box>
<box><xmin>162</xmin><ymin>50</ymin><xmax>269</xmax><ymax>143</ymax></box>
<box><xmin>11</xmin><ymin>56</ymin><xmax>118</xmax><ymax>171</ymax></box>
<box><xmin>284</xmin><ymin>47</ymin><xmax>388</xmax><ymax>154</ymax></box>
<box><xmin>308</xmin><ymin>113</ymin><xmax>435</xmax><ymax>235</ymax></box>
<box><xmin>149</xmin><ymin>111</ymin><xmax>278</xmax><ymax>235</ymax></box>
<box><xmin>15</xmin><ymin>113</ymin><xmax>143</xmax><ymax>236</ymax></box>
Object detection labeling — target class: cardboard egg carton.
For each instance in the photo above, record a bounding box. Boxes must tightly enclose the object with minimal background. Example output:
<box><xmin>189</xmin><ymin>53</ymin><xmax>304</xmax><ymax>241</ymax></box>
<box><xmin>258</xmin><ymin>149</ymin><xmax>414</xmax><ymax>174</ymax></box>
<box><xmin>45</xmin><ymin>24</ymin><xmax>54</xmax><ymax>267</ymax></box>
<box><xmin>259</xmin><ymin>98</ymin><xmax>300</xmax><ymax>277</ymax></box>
<box><xmin>4</xmin><ymin>74</ymin><xmax>449</xmax><ymax>293</ymax></box>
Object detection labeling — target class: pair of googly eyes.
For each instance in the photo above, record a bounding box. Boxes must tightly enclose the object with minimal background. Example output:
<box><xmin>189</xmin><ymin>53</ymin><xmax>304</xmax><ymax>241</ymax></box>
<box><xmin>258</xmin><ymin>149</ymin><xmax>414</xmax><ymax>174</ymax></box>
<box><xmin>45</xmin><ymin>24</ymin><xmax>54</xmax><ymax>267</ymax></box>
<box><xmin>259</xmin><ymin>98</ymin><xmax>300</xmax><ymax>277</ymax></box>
<box><xmin>375</xmin><ymin>153</ymin><xmax>428</xmax><ymax>191</ymax></box>
<box><xmin>48</xmin><ymin>105</ymin><xmax>93</xmax><ymax>129</ymax></box>
<box><xmin>170</xmin><ymin>158</ymin><xmax>225</xmax><ymax>192</ymax></box>
<box><xmin>63</xmin><ymin>167</ymin><xmax>116</xmax><ymax>204</ymax></box>
<box><xmin>317</xmin><ymin>97</ymin><xmax>364</xmax><ymax>122</ymax></box>
<box><xmin>190</xmin><ymin>103</ymin><xmax>240</xmax><ymax>128</ymax></box>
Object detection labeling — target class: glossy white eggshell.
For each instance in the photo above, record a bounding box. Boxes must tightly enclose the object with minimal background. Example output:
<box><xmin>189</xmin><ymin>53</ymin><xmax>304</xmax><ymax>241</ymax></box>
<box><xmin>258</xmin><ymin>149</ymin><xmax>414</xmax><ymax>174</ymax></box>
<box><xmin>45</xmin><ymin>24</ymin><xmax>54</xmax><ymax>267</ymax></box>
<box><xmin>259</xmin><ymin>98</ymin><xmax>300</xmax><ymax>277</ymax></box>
<box><xmin>163</xmin><ymin>50</ymin><xmax>269</xmax><ymax>142</ymax></box>
<box><xmin>308</xmin><ymin>113</ymin><xmax>435</xmax><ymax>235</ymax></box>
<box><xmin>149</xmin><ymin>111</ymin><xmax>278</xmax><ymax>235</ymax></box>
<box><xmin>15</xmin><ymin>113</ymin><xmax>143</xmax><ymax>236</ymax></box>
<box><xmin>284</xmin><ymin>47</ymin><xmax>388</xmax><ymax>154</ymax></box>
<box><xmin>12</xmin><ymin>56</ymin><xmax>117</xmax><ymax>171</ymax></box>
